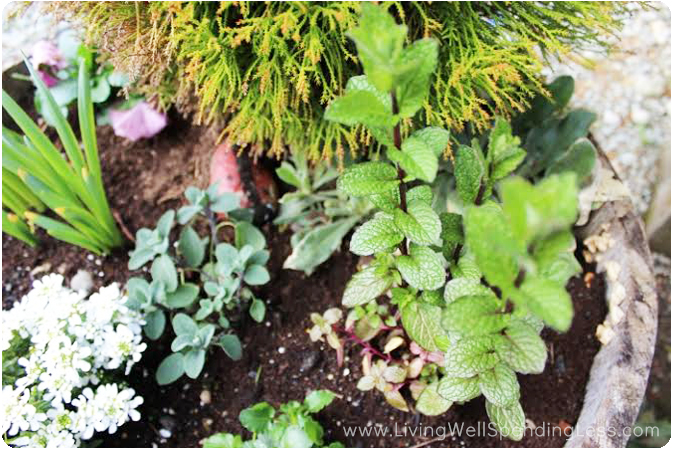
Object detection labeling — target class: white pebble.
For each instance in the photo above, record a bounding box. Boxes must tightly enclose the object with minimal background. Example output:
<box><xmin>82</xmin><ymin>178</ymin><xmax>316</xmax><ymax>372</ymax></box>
<box><xmin>159</xmin><ymin>429</ymin><xmax>172</xmax><ymax>439</ymax></box>
<box><xmin>87</xmin><ymin>254</ymin><xmax>94</xmax><ymax>261</ymax></box>
<box><xmin>327</xmin><ymin>373</ymin><xmax>334</xmax><ymax>380</ymax></box>
<box><xmin>278</xmin><ymin>347</ymin><xmax>286</xmax><ymax>354</ymax></box>
<box><xmin>342</xmin><ymin>368</ymin><xmax>350</xmax><ymax>376</ymax></box>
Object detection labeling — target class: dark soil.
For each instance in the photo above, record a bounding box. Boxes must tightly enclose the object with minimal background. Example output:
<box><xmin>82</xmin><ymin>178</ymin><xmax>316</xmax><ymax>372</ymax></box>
<box><xmin>1</xmin><ymin>117</ymin><xmax>608</xmax><ymax>448</ymax></box>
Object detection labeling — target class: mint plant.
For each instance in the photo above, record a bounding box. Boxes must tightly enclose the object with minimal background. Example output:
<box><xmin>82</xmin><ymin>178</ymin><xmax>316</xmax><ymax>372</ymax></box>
<box><xmin>203</xmin><ymin>390</ymin><xmax>342</xmax><ymax>448</ymax></box>
<box><xmin>125</xmin><ymin>184</ymin><xmax>270</xmax><ymax>385</ymax></box>
<box><xmin>275</xmin><ymin>152</ymin><xmax>373</xmax><ymax>275</ymax></box>
<box><xmin>314</xmin><ymin>4</ymin><xmax>583</xmax><ymax>440</ymax></box>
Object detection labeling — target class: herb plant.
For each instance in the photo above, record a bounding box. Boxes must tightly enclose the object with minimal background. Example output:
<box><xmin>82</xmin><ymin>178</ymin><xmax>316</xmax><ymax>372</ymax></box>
<box><xmin>2</xmin><ymin>58</ymin><xmax>123</xmax><ymax>254</ymax></box>
<box><xmin>203</xmin><ymin>390</ymin><xmax>342</xmax><ymax>448</ymax></box>
<box><xmin>316</xmin><ymin>5</ymin><xmax>583</xmax><ymax>440</ymax></box>
<box><xmin>125</xmin><ymin>184</ymin><xmax>271</xmax><ymax>385</ymax></box>
<box><xmin>275</xmin><ymin>153</ymin><xmax>373</xmax><ymax>275</ymax></box>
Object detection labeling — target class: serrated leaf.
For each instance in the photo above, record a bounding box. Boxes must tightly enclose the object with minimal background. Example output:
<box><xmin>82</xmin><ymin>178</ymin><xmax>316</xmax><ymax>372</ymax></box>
<box><xmin>495</xmin><ymin>320</ymin><xmax>547</xmax><ymax>374</ymax></box>
<box><xmin>411</xmin><ymin>127</ymin><xmax>450</xmax><ymax>157</ymax></box>
<box><xmin>455</xmin><ymin>144</ymin><xmax>485</xmax><ymax>205</ymax></box>
<box><xmin>384</xmin><ymin>390</ymin><xmax>409</xmax><ymax>412</ymax></box>
<box><xmin>393</xmin><ymin>203</ymin><xmax>441</xmax><ymax>245</ymax></box>
<box><xmin>517</xmin><ymin>276</ymin><xmax>573</xmax><ymax>332</ymax></box>
<box><xmin>337</xmin><ymin>162</ymin><xmax>399</xmax><ymax>197</ymax></box>
<box><xmin>487</xmin><ymin>117</ymin><xmax>526</xmax><ymax>181</ymax></box>
<box><xmin>304</xmin><ymin>390</ymin><xmax>336</xmax><ymax>413</ymax></box>
<box><xmin>342</xmin><ymin>265</ymin><xmax>394</xmax><ymax>307</ymax></box>
<box><xmin>491</xmin><ymin>148</ymin><xmax>526</xmax><ymax>181</ymax></box>
<box><xmin>350</xmin><ymin>213</ymin><xmax>403</xmax><ymax>256</ymax></box>
<box><xmin>534</xmin><ymin>231</ymin><xmax>581</xmax><ymax>286</ymax></box>
<box><xmin>437</xmin><ymin>375</ymin><xmax>481</xmax><ymax>402</ymax></box>
<box><xmin>546</xmin><ymin>138</ymin><xmax>597</xmax><ymax>186</ymax></box>
<box><xmin>396</xmin><ymin>39</ymin><xmax>438</xmax><ymax>117</ymax></box>
<box><xmin>444</xmin><ymin>336</ymin><xmax>499</xmax><ymax>378</ymax></box>
<box><xmin>465</xmin><ymin>203</ymin><xmax>520</xmax><ymax>290</ymax></box>
<box><xmin>325</xmin><ymin>89</ymin><xmax>395</xmax><ymax>128</ymax></box>
<box><xmin>439</xmin><ymin>212</ymin><xmax>463</xmax><ymax>259</ymax></box>
<box><xmin>416</xmin><ymin>381</ymin><xmax>452</xmax><ymax>416</ymax></box>
<box><xmin>166</xmin><ymin>283</ymin><xmax>199</xmax><ymax>308</ymax></box>
<box><xmin>443</xmin><ymin>278</ymin><xmax>493</xmax><ymax>304</ymax></box>
<box><xmin>239</xmin><ymin>402</ymin><xmax>275</xmax><ymax>433</ymax></box>
<box><xmin>406</xmin><ymin>185</ymin><xmax>433</xmax><ymax>207</ymax></box>
<box><xmin>151</xmin><ymin>254</ymin><xmax>178</xmax><ymax>293</ymax></box>
<box><xmin>369</xmin><ymin>187</ymin><xmax>400</xmax><ymax>212</ymax></box>
<box><xmin>442</xmin><ymin>295</ymin><xmax>510</xmax><ymax>338</ymax></box>
<box><xmin>401</xmin><ymin>301</ymin><xmax>443</xmax><ymax>351</ymax></box>
<box><xmin>451</xmin><ymin>250</ymin><xmax>481</xmax><ymax>280</ymax></box>
<box><xmin>396</xmin><ymin>245</ymin><xmax>445</xmax><ymax>291</ymax></box>
<box><xmin>486</xmin><ymin>400</ymin><xmax>525</xmax><ymax>441</ymax></box>
<box><xmin>389</xmin><ymin>135</ymin><xmax>438</xmax><ymax>182</ymax></box>
<box><xmin>478</xmin><ymin>363</ymin><xmax>520</xmax><ymax>407</ymax></box>
<box><xmin>179</xmin><ymin>226</ymin><xmax>206</xmax><ymax>268</ymax></box>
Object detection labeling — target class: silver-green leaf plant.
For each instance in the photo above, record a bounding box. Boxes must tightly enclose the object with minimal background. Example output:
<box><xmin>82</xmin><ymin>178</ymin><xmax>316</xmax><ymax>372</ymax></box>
<box><xmin>125</xmin><ymin>184</ymin><xmax>271</xmax><ymax>385</ymax></box>
<box><xmin>313</xmin><ymin>4</ymin><xmax>583</xmax><ymax>441</ymax></box>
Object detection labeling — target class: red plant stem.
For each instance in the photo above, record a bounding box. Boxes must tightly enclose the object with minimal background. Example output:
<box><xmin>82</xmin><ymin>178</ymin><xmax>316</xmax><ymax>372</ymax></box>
<box><xmin>391</xmin><ymin>92</ymin><xmax>409</xmax><ymax>256</ymax></box>
<box><xmin>333</xmin><ymin>324</ymin><xmax>392</xmax><ymax>362</ymax></box>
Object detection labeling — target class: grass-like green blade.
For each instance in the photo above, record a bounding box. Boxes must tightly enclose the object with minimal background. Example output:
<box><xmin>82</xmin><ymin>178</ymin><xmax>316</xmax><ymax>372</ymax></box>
<box><xmin>2</xmin><ymin>210</ymin><xmax>37</xmax><ymax>247</ymax></box>
<box><xmin>27</xmin><ymin>212</ymin><xmax>104</xmax><ymax>255</ymax></box>
<box><xmin>2</xmin><ymin>168</ymin><xmax>45</xmax><ymax>212</ymax></box>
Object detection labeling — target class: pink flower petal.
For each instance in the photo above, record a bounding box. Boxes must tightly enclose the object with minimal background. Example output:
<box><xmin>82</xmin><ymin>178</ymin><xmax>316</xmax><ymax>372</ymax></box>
<box><xmin>109</xmin><ymin>102</ymin><xmax>167</xmax><ymax>141</ymax></box>
<box><xmin>31</xmin><ymin>40</ymin><xmax>66</xmax><ymax>70</ymax></box>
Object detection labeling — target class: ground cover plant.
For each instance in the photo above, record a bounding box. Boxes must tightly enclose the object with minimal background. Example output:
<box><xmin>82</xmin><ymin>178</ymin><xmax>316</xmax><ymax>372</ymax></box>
<box><xmin>125</xmin><ymin>184</ymin><xmax>271</xmax><ymax>385</ymax></box>
<box><xmin>2</xmin><ymin>58</ymin><xmax>123</xmax><ymax>253</ymax></box>
<box><xmin>50</xmin><ymin>1</ymin><xmax>627</xmax><ymax>161</ymax></box>
<box><xmin>203</xmin><ymin>390</ymin><xmax>342</xmax><ymax>448</ymax></box>
<box><xmin>2</xmin><ymin>274</ymin><xmax>145</xmax><ymax>447</ymax></box>
<box><xmin>309</xmin><ymin>4</ymin><xmax>585</xmax><ymax>440</ymax></box>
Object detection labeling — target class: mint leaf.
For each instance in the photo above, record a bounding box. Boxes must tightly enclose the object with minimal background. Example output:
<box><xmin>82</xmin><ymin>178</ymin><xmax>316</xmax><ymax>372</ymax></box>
<box><xmin>337</xmin><ymin>162</ymin><xmax>399</xmax><ymax>197</ymax></box>
<box><xmin>410</xmin><ymin>127</ymin><xmax>450</xmax><ymax>157</ymax></box>
<box><xmin>304</xmin><ymin>390</ymin><xmax>336</xmax><ymax>413</ymax></box>
<box><xmin>396</xmin><ymin>39</ymin><xmax>438</xmax><ymax>117</ymax></box>
<box><xmin>439</xmin><ymin>212</ymin><xmax>463</xmax><ymax>259</ymax></box>
<box><xmin>350</xmin><ymin>213</ymin><xmax>404</xmax><ymax>256</ymax></box>
<box><xmin>442</xmin><ymin>295</ymin><xmax>510</xmax><ymax>338</ymax></box>
<box><xmin>239</xmin><ymin>402</ymin><xmax>275</xmax><ymax>433</ymax></box>
<box><xmin>450</xmin><ymin>250</ymin><xmax>481</xmax><ymax>280</ymax></box>
<box><xmin>343</xmin><ymin>265</ymin><xmax>395</xmax><ymax>307</ymax></box>
<box><xmin>395</xmin><ymin>244</ymin><xmax>445</xmax><ymax>291</ymax></box>
<box><xmin>495</xmin><ymin>320</ymin><xmax>547</xmax><ymax>374</ymax></box>
<box><xmin>533</xmin><ymin>231</ymin><xmax>581</xmax><ymax>286</ymax></box>
<box><xmin>455</xmin><ymin>144</ymin><xmax>485</xmax><ymax>205</ymax></box>
<box><xmin>415</xmin><ymin>381</ymin><xmax>452</xmax><ymax>416</ymax></box>
<box><xmin>487</xmin><ymin>117</ymin><xmax>526</xmax><ymax>181</ymax></box>
<box><xmin>478</xmin><ymin>363</ymin><xmax>519</xmax><ymax>407</ymax></box>
<box><xmin>388</xmin><ymin>134</ymin><xmax>438</xmax><ymax>182</ymax></box>
<box><xmin>437</xmin><ymin>375</ymin><xmax>481</xmax><ymax>402</ymax></box>
<box><xmin>407</xmin><ymin>185</ymin><xmax>433</xmax><ymax>207</ymax></box>
<box><xmin>369</xmin><ymin>187</ymin><xmax>400</xmax><ymax>212</ymax></box>
<box><xmin>401</xmin><ymin>301</ymin><xmax>443</xmax><ymax>351</ymax></box>
<box><xmin>393</xmin><ymin>203</ymin><xmax>441</xmax><ymax>245</ymax></box>
<box><xmin>347</xmin><ymin>3</ymin><xmax>406</xmax><ymax>93</ymax></box>
<box><xmin>517</xmin><ymin>276</ymin><xmax>573</xmax><ymax>332</ymax></box>
<box><xmin>486</xmin><ymin>400</ymin><xmax>525</xmax><ymax>441</ymax></box>
<box><xmin>547</xmin><ymin>138</ymin><xmax>597</xmax><ymax>186</ymax></box>
<box><xmin>443</xmin><ymin>278</ymin><xmax>494</xmax><ymax>304</ymax></box>
<box><xmin>444</xmin><ymin>336</ymin><xmax>499</xmax><ymax>378</ymax></box>
<box><xmin>324</xmin><ymin>89</ymin><xmax>395</xmax><ymax>128</ymax></box>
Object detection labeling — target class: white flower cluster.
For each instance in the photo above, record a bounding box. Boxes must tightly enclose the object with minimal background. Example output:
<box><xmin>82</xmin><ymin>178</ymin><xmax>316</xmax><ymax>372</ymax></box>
<box><xmin>1</xmin><ymin>274</ymin><xmax>147</xmax><ymax>447</ymax></box>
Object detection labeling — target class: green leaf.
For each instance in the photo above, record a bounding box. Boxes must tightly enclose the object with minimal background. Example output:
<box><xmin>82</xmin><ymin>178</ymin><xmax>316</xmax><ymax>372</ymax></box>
<box><xmin>455</xmin><ymin>144</ymin><xmax>485</xmax><ymax>205</ymax></box>
<box><xmin>178</xmin><ymin>226</ymin><xmax>206</xmax><ymax>268</ymax></box>
<box><xmin>156</xmin><ymin>353</ymin><xmax>185</xmax><ymax>385</ymax></box>
<box><xmin>244</xmin><ymin>264</ymin><xmax>270</xmax><ymax>286</ymax></box>
<box><xmin>249</xmin><ymin>298</ymin><xmax>266</xmax><ymax>323</ymax></box>
<box><xmin>442</xmin><ymin>295</ymin><xmax>510</xmax><ymax>338</ymax></box>
<box><xmin>464</xmin><ymin>203</ymin><xmax>520</xmax><ymax>290</ymax></box>
<box><xmin>534</xmin><ymin>231</ymin><xmax>581</xmax><ymax>286</ymax></box>
<box><xmin>518</xmin><ymin>276</ymin><xmax>573</xmax><ymax>332</ymax></box>
<box><xmin>284</xmin><ymin>217</ymin><xmax>360</xmax><ymax>275</ymax></box>
<box><xmin>172</xmin><ymin>313</ymin><xmax>198</xmax><ymax>336</ymax></box>
<box><xmin>407</xmin><ymin>185</ymin><xmax>432</xmax><ymax>207</ymax></box>
<box><xmin>395</xmin><ymin>39</ymin><xmax>438</xmax><ymax>117</ymax></box>
<box><xmin>144</xmin><ymin>310</ymin><xmax>166</xmax><ymax>340</ymax></box>
<box><xmin>546</xmin><ymin>138</ymin><xmax>597</xmax><ymax>185</ymax></box>
<box><xmin>157</xmin><ymin>210</ymin><xmax>175</xmax><ymax>236</ymax></box>
<box><xmin>325</xmin><ymin>89</ymin><xmax>395</xmax><ymax>129</ymax></box>
<box><xmin>415</xmin><ymin>381</ymin><xmax>452</xmax><ymax>416</ymax></box>
<box><xmin>219</xmin><ymin>334</ymin><xmax>242</xmax><ymax>361</ymax></box>
<box><xmin>282</xmin><ymin>426</ymin><xmax>313</xmax><ymax>449</ymax></box>
<box><xmin>239</xmin><ymin>402</ymin><xmax>275</xmax><ymax>433</ymax></box>
<box><xmin>486</xmin><ymin>117</ymin><xmax>526</xmax><ymax>181</ymax></box>
<box><xmin>337</xmin><ymin>162</ymin><xmax>399</xmax><ymax>197</ymax></box>
<box><xmin>444</xmin><ymin>336</ymin><xmax>499</xmax><ymax>378</ymax></box>
<box><xmin>171</xmin><ymin>334</ymin><xmax>193</xmax><ymax>352</ymax></box>
<box><xmin>410</xmin><ymin>127</ymin><xmax>450</xmax><ymax>157</ymax></box>
<box><xmin>165</xmin><ymin>283</ymin><xmax>199</xmax><ymax>308</ymax></box>
<box><xmin>395</xmin><ymin>245</ymin><xmax>445</xmax><ymax>291</ymax></box>
<box><xmin>304</xmin><ymin>390</ymin><xmax>336</xmax><ymax>413</ymax></box>
<box><xmin>495</xmin><ymin>320</ymin><xmax>547</xmax><ymax>374</ymax></box>
<box><xmin>439</xmin><ymin>212</ymin><xmax>463</xmax><ymax>259</ymax></box>
<box><xmin>211</xmin><ymin>192</ymin><xmax>240</xmax><ymax>213</ymax></box>
<box><xmin>177</xmin><ymin>204</ymin><xmax>201</xmax><ymax>224</ymax></box>
<box><xmin>342</xmin><ymin>265</ymin><xmax>394</xmax><ymax>307</ymax></box>
<box><xmin>184</xmin><ymin>348</ymin><xmax>206</xmax><ymax>379</ymax></box>
<box><xmin>393</xmin><ymin>203</ymin><xmax>441</xmax><ymax>246</ymax></box>
<box><xmin>485</xmin><ymin>399</ymin><xmax>525</xmax><ymax>441</ymax></box>
<box><xmin>443</xmin><ymin>278</ymin><xmax>493</xmax><ymax>304</ymax></box>
<box><xmin>450</xmin><ymin>250</ymin><xmax>482</xmax><ymax>280</ymax></box>
<box><xmin>203</xmin><ymin>433</ymin><xmax>244</xmax><ymax>448</ymax></box>
<box><xmin>478</xmin><ymin>364</ymin><xmax>520</xmax><ymax>407</ymax></box>
<box><xmin>389</xmin><ymin>134</ymin><xmax>438</xmax><ymax>182</ymax></box>
<box><xmin>401</xmin><ymin>301</ymin><xmax>443</xmax><ymax>351</ymax></box>
<box><xmin>369</xmin><ymin>187</ymin><xmax>400</xmax><ymax>212</ymax></box>
<box><xmin>235</xmin><ymin>222</ymin><xmax>266</xmax><ymax>252</ymax></box>
<box><xmin>276</xmin><ymin>162</ymin><xmax>303</xmax><ymax>188</ymax></box>
<box><xmin>151</xmin><ymin>254</ymin><xmax>178</xmax><ymax>293</ymax></box>
<box><xmin>347</xmin><ymin>3</ymin><xmax>407</xmax><ymax>93</ymax></box>
<box><xmin>349</xmin><ymin>213</ymin><xmax>403</xmax><ymax>256</ymax></box>
<box><xmin>437</xmin><ymin>375</ymin><xmax>481</xmax><ymax>403</ymax></box>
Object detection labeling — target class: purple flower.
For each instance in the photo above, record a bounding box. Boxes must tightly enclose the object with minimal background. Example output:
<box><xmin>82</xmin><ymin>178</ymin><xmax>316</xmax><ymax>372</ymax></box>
<box><xmin>109</xmin><ymin>102</ymin><xmax>168</xmax><ymax>141</ymax></box>
<box><xmin>31</xmin><ymin>40</ymin><xmax>66</xmax><ymax>88</ymax></box>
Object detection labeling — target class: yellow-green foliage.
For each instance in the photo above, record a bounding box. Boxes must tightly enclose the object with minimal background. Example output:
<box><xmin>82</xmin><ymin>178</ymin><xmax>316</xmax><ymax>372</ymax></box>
<box><xmin>49</xmin><ymin>1</ymin><xmax>628</xmax><ymax>161</ymax></box>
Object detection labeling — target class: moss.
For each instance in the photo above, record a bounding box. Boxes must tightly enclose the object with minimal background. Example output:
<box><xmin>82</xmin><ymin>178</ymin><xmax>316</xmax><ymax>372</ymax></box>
<box><xmin>48</xmin><ymin>1</ymin><xmax>630</xmax><ymax>161</ymax></box>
